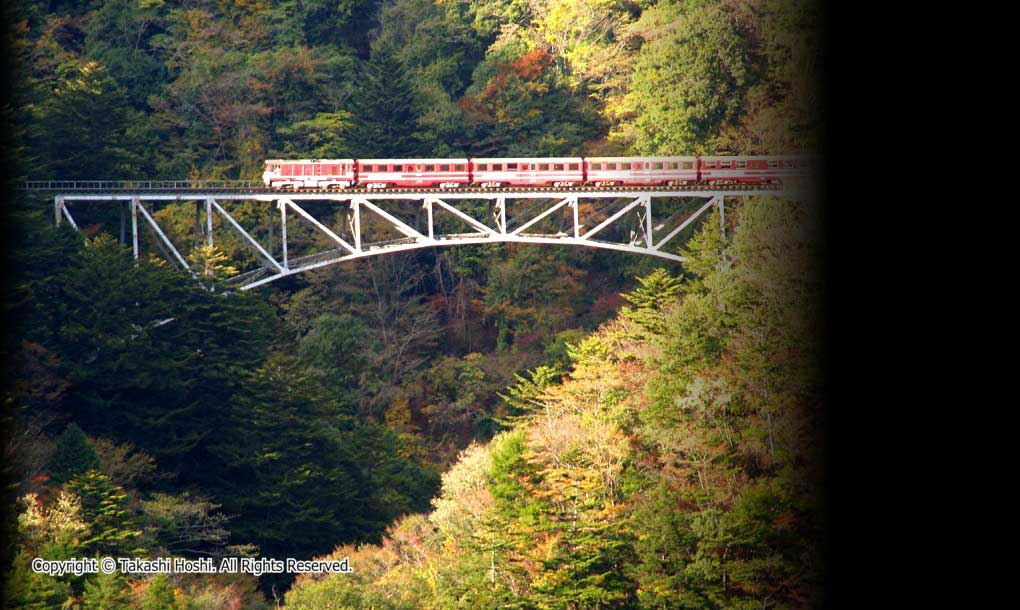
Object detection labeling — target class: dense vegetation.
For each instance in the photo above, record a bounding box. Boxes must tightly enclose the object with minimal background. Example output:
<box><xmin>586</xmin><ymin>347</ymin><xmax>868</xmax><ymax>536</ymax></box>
<box><xmin>1</xmin><ymin>0</ymin><xmax>823</xmax><ymax>608</ymax></box>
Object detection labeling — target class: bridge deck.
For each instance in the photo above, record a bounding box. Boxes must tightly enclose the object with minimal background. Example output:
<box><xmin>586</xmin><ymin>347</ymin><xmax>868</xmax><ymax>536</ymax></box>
<box><xmin>42</xmin><ymin>184</ymin><xmax>799</xmax><ymax>290</ymax></box>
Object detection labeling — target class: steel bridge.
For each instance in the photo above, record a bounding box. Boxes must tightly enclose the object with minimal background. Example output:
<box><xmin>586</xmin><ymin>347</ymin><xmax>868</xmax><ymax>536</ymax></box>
<box><xmin>25</xmin><ymin>181</ymin><xmax>799</xmax><ymax>291</ymax></box>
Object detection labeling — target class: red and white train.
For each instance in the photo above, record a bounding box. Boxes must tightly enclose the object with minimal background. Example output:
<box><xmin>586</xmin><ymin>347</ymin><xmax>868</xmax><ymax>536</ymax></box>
<box><xmin>262</xmin><ymin>155</ymin><xmax>809</xmax><ymax>190</ymax></box>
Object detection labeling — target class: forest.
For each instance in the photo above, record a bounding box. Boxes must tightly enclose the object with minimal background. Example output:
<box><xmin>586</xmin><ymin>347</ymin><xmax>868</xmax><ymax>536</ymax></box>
<box><xmin>0</xmin><ymin>0</ymin><xmax>824</xmax><ymax>608</ymax></box>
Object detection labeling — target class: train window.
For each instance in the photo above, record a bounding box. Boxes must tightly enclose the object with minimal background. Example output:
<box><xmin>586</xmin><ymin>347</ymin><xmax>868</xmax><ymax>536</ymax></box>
<box><xmin>426</xmin><ymin>164</ymin><xmax>435</xmax><ymax>171</ymax></box>
<box><xmin>736</xmin><ymin>161</ymin><xmax>745</xmax><ymax>168</ymax></box>
<box><xmin>622</xmin><ymin>162</ymin><xmax>631</xmax><ymax>170</ymax></box>
<box><xmin>493</xmin><ymin>163</ymin><xmax>502</xmax><ymax>171</ymax></box>
<box><xmin>393</xmin><ymin>164</ymin><xmax>402</xmax><ymax>172</ymax></box>
<box><xmin>607</xmin><ymin>163</ymin><xmax>617</xmax><ymax>170</ymax></box>
<box><xmin>478</xmin><ymin>163</ymin><xmax>488</xmax><ymax>171</ymax></box>
<box><xmin>456</xmin><ymin>164</ymin><xmax>466</xmax><ymax>171</ymax></box>
<box><xmin>684</xmin><ymin>162</ymin><xmax>694</xmax><ymax>169</ymax></box>
<box><xmin>652</xmin><ymin>162</ymin><xmax>663</xmax><ymax>170</ymax></box>
<box><xmin>507</xmin><ymin>163</ymin><xmax>518</xmax><ymax>170</ymax></box>
<box><xmin>568</xmin><ymin>163</ymin><xmax>579</xmax><ymax>170</ymax></box>
<box><xmin>539</xmin><ymin>163</ymin><xmax>549</xmax><ymax>170</ymax></box>
<box><xmin>440</xmin><ymin>164</ymin><xmax>450</xmax><ymax>171</ymax></box>
<box><xmin>553</xmin><ymin>163</ymin><xmax>564</xmax><ymax>171</ymax></box>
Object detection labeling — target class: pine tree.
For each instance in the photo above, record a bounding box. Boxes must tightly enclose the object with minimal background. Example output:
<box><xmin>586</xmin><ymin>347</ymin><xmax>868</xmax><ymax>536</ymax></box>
<box><xmin>346</xmin><ymin>48</ymin><xmax>426</xmax><ymax>157</ymax></box>
<box><xmin>141</xmin><ymin>574</ymin><xmax>179</xmax><ymax>610</ymax></box>
<box><xmin>66</xmin><ymin>470</ymin><xmax>145</xmax><ymax>556</ymax></box>
<box><xmin>47</xmin><ymin>423</ymin><xmax>101</xmax><ymax>484</ymax></box>
<box><xmin>620</xmin><ymin>268</ymin><xmax>682</xmax><ymax>334</ymax></box>
<box><xmin>2</xmin><ymin>550</ymin><xmax>72</xmax><ymax>610</ymax></box>
<box><xmin>82</xmin><ymin>569</ymin><xmax>133</xmax><ymax>610</ymax></box>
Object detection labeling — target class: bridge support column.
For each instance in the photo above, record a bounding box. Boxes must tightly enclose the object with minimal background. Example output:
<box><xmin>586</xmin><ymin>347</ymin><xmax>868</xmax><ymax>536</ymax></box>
<box><xmin>194</xmin><ymin>200</ymin><xmax>202</xmax><ymax>248</ymax></box>
<box><xmin>54</xmin><ymin>196</ymin><xmax>62</xmax><ymax>226</ymax></box>
<box><xmin>354</xmin><ymin>200</ymin><xmax>362</xmax><ymax>248</ymax></box>
<box><xmin>571</xmin><ymin>196</ymin><xmax>579</xmax><ymax>238</ymax></box>
<box><xmin>496</xmin><ymin>197</ymin><xmax>506</xmax><ymax>235</ymax></box>
<box><xmin>121</xmin><ymin>201</ymin><xmax>127</xmax><ymax>244</ymax></box>
<box><xmin>267</xmin><ymin>203</ymin><xmax>274</xmax><ymax>258</ymax></box>
<box><xmin>424</xmin><ymin>199</ymin><xmax>433</xmax><ymax>240</ymax></box>
<box><xmin>279</xmin><ymin>200</ymin><xmax>288</xmax><ymax>268</ymax></box>
<box><xmin>205</xmin><ymin>198</ymin><xmax>213</xmax><ymax>247</ymax></box>
<box><xmin>644</xmin><ymin>195</ymin><xmax>653</xmax><ymax>247</ymax></box>
<box><xmin>131</xmin><ymin>196</ymin><xmax>139</xmax><ymax>259</ymax></box>
<box><xmin>719</xmin><ymin>197</ymin><xmax>726</xmax><ymax>239</ymax></box>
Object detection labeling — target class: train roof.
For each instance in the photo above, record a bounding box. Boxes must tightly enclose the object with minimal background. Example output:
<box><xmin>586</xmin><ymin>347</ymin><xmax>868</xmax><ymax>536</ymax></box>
<box><xmin>584</xmin><ymin>155</ymin><xmax>697</xmax><ymax>161</ymax></box>
<box><xmin>470</xmin><ymin>157</ymin><xmax>583</xmax><ymax>162</ymax></box>
<box><xmin>358</xmin><ymin>158</ymin><xmax>469</xmax><ymax>164</ymax></box>
<box><xmin>265</xmin><ymin>159</ymin><xmax>355</xmax><ymax>163</ymax></box>
<box><xmin>698</xmin><ymin>154</ymin><xmax>808</xmax><ymax>160</ymax></box>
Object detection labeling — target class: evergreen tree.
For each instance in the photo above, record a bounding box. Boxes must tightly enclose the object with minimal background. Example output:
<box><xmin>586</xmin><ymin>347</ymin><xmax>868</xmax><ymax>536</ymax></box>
<box><xmin>620</xmin><ymin>267</ymin><xmax>683</xmax><ymax>334</ymax></box>
<box><xmin>141</xmin><ymin>574</ymin><xmax>179</xmax><ymax>610</ymax></box>
<box><xmin>66</xmin><ymin>470</ymin><xmax>144</xmax><ymax>556</ymax></box>
<box><xmin>2</xmin><ymin>550</ymin><xmax>72</xmax><ymax>610</ymax></box>
<box><xmin>29</xmin><ymin>58</ymin><xmax>150</xmax><ymax>180</ymax></box>
<box><xmin>52</xmin><ymin>236</ymin><xmax>276</xmax><ymax>480</ymax></box>
<box><xmin>47</xmin><ymin>423</ymin><xmax>101</xmax><ymax>484</ymax></box>
<box><xmin>346</xmin><ymin>48</ymin><xmax>426</xmax><ymax>157</ymax></box>
<box><xmin>82</xmin><ymin>569</ymin><xmax>133</xmax><ymax>610</ymax></box>
<box><xmin>207</xmin><ymin>354</ymin><xmax>438</xmax><ymax>593</ymax></box>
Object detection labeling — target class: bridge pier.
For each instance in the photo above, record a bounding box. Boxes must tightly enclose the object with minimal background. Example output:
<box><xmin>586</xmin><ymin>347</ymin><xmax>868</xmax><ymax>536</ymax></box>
<box><xmin>131</xmin><ymin>196</ymin><xmax>139</xmax><ymax>259</ymax></box>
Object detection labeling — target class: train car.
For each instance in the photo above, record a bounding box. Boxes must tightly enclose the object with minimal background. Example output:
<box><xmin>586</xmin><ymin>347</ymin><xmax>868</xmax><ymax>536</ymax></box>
<box><xmin>472</xmin><ymin>157</ymin><xmax>584</xmax><ymax>187</ymax></box>
<box><xmin>262</xmin><ymin>159</ymin><xmax>356</xmax><ymax>189</ymax></box>
<box><xmin>698</xmin><ymin>155</ymin><xmax>809</xmax><ymax>183</ymax></box>
<box><xmin>585</xmin><ymin>156</ymin><xmax>699</xmax><ymax>186</ymax></box>
<box><xmin>357</xmin><ymin>159</ymin><xmax>471</xmax><ymax>189</ymax></box>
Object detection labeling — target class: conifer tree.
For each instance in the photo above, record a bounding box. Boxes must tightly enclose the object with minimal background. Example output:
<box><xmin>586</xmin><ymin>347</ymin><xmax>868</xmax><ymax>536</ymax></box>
<box><xmin>620</xmin><ymin>267</ymin><xmax>682</xmax><ymax>334</ymax></box>
<box><xmin>47</xmin><ymin>423</ymin><xmax>101</xmax><ymax>484</ymax></box>
<box><xmin>141</xmin><ymin>574</ymin><xmax>179</xmax><ymax>610</ymax></box>
<box><xmin>66</xmin><ymin>470</ymin><xmax>145</xmax><ymax>556</ymax></box>
<box><xmin>2</xmin><ymin>550</ymin><xmax>72</xmax><ymax>610</ymax></box>
<box><xmin>82</xmin><ymin>569</ymin><xmax>133</xmax><ymax>610</ymax></box>
<box><xmin>346</xmin><ymin>48</ymin><xmax>426</xmax><ymax>157</ymax></box>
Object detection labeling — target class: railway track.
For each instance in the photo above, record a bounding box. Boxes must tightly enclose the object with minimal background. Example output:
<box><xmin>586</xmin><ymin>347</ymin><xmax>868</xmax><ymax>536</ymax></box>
<box><xmin>22</xmin><ymin>181</ymin><xmax>784</xmax><ymax>194</ymax></box>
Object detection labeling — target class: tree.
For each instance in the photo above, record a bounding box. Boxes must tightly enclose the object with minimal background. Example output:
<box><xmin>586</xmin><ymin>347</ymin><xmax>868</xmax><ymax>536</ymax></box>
<box><xmin>140</xmin><ymin>493</ymin><xmax>232</xmax><ymax>557</ymax></box>
<box><xmin>52</xmin><ymin>235</ymin><xmax>276</xmax><ymax>480</ymax></box>
<box><xmin>47</xmin><ymin>423</ymin><xmax>100</xmax><ymax>484</ymax></box>
<box><xmin>207</xmin><ymin>354</ymin><xmax>438</xmax><ymax>593</ymax></box>
<box><xmin>614</xmin><ymin>2</ymin><xmax>755</xmax><ymax>154</ymax></box>
<box><xmin>82</xmin><ymin>569</ymin><xmax>133</xmax><ymax>610</ymax></box>
<box><xmin>298</xmin><ymin>313</ymin><xmax>369</xmax><ymax>390</ymax></box>
<box><xmin>459</xmin><ymin>48</ymin><xmax>601</xmax><ymax>155</ymax></box>
<box><xmin>29</xmin><ymin>58</ymin><xmax>150</xmax><ymax>179</ymax></box>
<box><xmin>2</xmin><ymin>550</ymin><xmax>72</xmax><ymax>610</ymax></box>
<box><xmin>346</xmin><ymin>48</ymin><xmax>427</xmax><ymax>157</ymax></box>
<box><xmin>620</xmin><ymin>267</ymin><xmax>682</xmax><ymax>334</ymax></box>
<box><xmin>141</xmin><ymin>574</ymin><xmax>179</xmax><ymax>610</ymax></box>
<box><xmin>66</xmin><ymin>470</ymin><xmax>144</xmax><ymax>556</ymax></box>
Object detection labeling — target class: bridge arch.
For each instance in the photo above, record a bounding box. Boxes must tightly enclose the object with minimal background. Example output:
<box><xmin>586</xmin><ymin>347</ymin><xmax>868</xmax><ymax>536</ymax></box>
<box><xmin>46</xmin><ymin>186</ymin><xmax>790</xmax><ymax>290</ymax></box>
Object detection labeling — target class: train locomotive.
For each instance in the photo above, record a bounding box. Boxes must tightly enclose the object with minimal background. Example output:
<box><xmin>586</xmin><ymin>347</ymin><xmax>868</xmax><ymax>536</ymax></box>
<box><xmin>262</xmin><ymin>155</ymin><xmax>809</xmax><ymax>190</ymax></box>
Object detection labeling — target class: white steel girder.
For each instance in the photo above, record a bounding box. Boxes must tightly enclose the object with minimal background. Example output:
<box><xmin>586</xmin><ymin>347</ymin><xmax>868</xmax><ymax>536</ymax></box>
<box><xmin>53</xmin><ymin>190</ymin><xmax>749</xmax><ymax>290</ymax></box>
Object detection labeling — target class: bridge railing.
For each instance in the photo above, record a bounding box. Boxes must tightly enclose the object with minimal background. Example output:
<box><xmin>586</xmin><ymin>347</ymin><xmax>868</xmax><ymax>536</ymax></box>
<box><xmin>23</xmin><ymin>180</ymin><xmax>265</xmax><ymax>191</ymax></box>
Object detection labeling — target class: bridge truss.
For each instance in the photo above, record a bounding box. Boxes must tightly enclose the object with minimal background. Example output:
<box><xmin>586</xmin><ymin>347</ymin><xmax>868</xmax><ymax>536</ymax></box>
<box><xmin>44</xmin><ymin>184</ymin><xmax>790</xmax><ymax>290</ymax></box>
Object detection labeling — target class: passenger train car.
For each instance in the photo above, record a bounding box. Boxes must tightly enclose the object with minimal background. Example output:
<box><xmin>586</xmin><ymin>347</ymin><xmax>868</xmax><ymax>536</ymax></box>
<box><xmin>262</xmin><ymin>155</ymin><xmax>809</xmax><ymax>190</ymax></box>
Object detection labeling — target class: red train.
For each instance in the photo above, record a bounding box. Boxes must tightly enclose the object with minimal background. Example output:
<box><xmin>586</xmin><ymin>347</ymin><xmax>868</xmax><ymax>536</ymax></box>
<box><xmin>261</xmin><ymin>155</ymin><xmax>809</xmax><ymax>190</ymax></box>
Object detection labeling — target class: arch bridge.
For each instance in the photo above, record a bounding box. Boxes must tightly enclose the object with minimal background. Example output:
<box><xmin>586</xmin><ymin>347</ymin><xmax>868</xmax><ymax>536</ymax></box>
<box><xmin>28</xmin><ymin>182</ymin><xmax>800</xmax><ymax>290</ymax></box>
